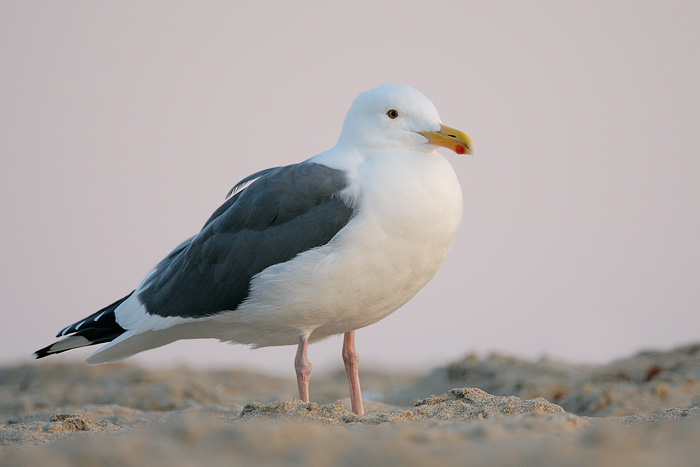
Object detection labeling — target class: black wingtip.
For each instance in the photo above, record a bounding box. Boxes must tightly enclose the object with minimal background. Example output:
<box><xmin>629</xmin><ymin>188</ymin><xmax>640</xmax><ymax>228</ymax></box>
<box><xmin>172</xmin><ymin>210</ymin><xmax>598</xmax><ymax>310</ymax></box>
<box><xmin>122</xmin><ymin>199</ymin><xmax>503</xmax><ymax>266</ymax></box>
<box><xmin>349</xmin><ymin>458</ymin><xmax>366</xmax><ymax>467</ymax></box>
<box><xmin>54</xmin><ymin>293</ymin><xmax>132</xmax><ymax>338</ymax></box>
<box><xmin>32</xmin><ymin>344</ymin><xmax>62</xmax><ymax>360</ymax></box>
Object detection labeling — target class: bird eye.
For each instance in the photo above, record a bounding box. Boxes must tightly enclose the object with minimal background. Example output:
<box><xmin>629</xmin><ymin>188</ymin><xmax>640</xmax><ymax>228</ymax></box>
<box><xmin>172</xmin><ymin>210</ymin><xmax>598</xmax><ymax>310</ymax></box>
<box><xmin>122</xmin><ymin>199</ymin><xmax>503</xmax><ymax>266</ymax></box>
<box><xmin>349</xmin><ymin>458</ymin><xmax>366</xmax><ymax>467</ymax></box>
<box><xmin>386</xmin><ymin>109</ymin><xmax>399</xmax><ymax>119</ymax></box>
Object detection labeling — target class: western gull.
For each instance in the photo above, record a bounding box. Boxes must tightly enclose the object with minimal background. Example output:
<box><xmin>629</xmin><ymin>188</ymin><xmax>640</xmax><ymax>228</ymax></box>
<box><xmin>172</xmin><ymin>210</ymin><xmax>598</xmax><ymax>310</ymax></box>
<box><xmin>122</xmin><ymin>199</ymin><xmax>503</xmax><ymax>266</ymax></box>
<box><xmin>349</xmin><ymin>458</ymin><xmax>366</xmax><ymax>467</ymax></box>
<box><xmin>33</xmin><ymin>84</ymin><xmax>473</xmax><ymax>415</ymax></box>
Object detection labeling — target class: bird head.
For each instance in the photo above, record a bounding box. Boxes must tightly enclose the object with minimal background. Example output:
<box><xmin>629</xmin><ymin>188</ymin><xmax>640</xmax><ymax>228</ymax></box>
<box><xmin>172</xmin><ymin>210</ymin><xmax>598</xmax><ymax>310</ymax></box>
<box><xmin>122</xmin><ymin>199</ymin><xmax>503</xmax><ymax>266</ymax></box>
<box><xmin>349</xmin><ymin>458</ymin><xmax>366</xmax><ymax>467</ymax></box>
<box><xmin>337</xmin><ymin>84</ymin><xmax>473</xmax><ymax>156</ymax></box>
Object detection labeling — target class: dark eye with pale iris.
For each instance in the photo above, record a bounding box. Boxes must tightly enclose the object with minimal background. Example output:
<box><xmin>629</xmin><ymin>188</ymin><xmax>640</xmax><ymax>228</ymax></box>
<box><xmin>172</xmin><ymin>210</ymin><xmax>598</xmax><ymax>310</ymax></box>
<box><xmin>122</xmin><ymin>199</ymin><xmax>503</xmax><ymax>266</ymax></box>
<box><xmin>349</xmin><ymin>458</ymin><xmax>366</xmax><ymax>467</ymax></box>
<box><xmin>386</xmin><ymin>109</ymin><xmax>399</xmax><ymax>119</ymax></box>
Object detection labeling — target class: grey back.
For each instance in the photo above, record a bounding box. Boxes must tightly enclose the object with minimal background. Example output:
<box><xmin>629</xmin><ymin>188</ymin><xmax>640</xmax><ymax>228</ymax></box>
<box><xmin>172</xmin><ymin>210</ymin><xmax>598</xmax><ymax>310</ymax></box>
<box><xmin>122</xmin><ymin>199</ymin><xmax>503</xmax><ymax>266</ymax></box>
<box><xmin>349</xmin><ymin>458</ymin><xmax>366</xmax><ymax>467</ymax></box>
<box><xmin>137</xmin><ymin>163</ymin><xmax>354</xmax><ymax>318</ymax></box>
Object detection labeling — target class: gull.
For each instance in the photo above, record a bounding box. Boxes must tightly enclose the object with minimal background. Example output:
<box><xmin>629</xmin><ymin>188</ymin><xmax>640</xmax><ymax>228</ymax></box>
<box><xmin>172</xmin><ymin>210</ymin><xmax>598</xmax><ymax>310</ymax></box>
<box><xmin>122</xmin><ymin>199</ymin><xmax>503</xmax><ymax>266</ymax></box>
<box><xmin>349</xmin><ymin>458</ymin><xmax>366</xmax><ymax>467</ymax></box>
<box><xmin>33</xmin><ymin>84</ymin><xmax>473</xmax><ymax>415</ymax></box>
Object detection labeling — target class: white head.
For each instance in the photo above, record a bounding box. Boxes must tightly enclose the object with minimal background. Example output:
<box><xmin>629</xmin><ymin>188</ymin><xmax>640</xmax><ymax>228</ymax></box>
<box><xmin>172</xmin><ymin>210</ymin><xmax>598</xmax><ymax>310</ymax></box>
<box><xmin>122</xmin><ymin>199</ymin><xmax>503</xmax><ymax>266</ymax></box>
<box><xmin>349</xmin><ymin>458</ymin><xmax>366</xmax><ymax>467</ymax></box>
<box><xmin>337</xmin><ymin>84</ymin><xmax>472</xmax><ymax>155</ymax></box>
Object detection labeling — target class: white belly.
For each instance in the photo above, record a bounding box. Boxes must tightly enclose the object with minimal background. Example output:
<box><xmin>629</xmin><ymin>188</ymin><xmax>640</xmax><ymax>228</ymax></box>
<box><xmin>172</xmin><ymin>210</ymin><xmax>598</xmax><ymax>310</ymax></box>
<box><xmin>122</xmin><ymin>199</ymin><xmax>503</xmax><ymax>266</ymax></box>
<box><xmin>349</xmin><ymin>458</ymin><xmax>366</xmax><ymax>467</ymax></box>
<box><xmin>210</xmin><ymin>151</ymin><xmax>463</xmax><ymax>347</ymax></box>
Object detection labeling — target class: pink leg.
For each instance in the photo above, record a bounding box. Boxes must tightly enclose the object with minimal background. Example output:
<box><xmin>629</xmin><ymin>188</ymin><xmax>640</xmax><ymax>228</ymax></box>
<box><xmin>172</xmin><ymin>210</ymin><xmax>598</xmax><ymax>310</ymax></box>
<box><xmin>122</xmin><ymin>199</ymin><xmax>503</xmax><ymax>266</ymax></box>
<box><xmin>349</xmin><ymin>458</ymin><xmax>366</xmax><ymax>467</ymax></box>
<box><xmin>294</xmin><ymin>335</ymin><xmax>313</xmax><ymax>403</ymax></box>
<box><xmin>342</xmin><ymin>331</ymin><xmax>364</xmax><ymax>415</ymax></box>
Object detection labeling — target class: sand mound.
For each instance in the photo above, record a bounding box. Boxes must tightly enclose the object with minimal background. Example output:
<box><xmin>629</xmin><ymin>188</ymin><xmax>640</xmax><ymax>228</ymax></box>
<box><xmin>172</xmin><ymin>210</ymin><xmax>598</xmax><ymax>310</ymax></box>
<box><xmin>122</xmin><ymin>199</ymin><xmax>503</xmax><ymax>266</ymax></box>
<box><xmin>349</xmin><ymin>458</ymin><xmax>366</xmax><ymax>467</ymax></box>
<box><xmin>391</xmin><ymin>343</ymin><xmax>700</xmax><ymax>416</ymax></box>
<box><xmin>239</xmin><ymin>387</ymin><xmax>568</xmax><ymax>425</ymax></box>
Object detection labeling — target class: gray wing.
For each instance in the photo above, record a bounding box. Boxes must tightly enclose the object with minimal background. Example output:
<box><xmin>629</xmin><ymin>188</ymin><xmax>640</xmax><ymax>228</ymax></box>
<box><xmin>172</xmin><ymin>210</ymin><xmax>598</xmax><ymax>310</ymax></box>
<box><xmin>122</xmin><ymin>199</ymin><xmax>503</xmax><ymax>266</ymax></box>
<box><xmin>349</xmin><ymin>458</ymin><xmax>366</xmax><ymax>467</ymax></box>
<box><xmin>137</xmin><ymin>162</ymin><xmax>354</xmax><ymax>319</ymax></box>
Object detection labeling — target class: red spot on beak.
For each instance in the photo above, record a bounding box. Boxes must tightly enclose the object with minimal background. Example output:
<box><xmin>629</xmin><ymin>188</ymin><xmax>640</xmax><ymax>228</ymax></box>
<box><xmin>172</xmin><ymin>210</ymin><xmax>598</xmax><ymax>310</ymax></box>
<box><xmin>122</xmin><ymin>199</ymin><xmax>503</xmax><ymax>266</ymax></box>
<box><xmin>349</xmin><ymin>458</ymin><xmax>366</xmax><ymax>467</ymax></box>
<box><xmin>455</xmin><ymin>145</ymin><xmax>466</xmax><ymax>155</ymax></box>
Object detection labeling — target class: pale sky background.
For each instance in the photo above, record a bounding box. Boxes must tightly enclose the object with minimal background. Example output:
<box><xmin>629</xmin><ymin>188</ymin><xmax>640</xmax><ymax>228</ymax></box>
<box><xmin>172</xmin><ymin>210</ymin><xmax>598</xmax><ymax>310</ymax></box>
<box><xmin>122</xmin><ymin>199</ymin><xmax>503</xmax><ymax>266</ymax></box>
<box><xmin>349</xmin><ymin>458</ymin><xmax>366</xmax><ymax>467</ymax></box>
<box><xmin>1</xmin><ymin>1</ymin><xmax>699</xmax><ymax>377</ymax></box>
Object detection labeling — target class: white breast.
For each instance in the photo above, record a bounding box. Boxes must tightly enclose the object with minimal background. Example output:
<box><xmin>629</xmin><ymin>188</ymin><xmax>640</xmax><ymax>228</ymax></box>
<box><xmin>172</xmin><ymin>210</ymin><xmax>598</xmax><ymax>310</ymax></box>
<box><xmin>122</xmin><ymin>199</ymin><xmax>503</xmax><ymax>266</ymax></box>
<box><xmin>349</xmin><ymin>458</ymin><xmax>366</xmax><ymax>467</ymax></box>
<box><xmin>210</xmin><ymin>149</ymin><xmax>463</xmax><ymax>347</ymax></box>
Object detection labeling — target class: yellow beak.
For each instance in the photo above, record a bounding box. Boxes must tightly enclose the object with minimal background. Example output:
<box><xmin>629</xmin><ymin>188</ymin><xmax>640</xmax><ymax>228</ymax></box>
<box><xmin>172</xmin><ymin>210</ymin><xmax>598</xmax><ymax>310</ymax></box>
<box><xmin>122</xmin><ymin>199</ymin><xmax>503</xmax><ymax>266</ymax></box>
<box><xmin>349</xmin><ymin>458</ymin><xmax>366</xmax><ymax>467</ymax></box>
<box><xmin>418</xmin><ymin>124</ymin><xmax>473</xmax><ymax>155</ymax></box>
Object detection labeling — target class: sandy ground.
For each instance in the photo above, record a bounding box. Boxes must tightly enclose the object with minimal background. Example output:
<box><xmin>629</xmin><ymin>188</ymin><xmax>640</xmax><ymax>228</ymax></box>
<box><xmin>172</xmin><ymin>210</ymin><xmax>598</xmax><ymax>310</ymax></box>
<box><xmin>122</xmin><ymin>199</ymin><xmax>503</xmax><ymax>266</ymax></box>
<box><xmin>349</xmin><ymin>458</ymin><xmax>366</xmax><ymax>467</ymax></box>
<box><xmin>1</xmin><ymin>344</ymin><xmax>699</xmax><ymax>466</ymax></box>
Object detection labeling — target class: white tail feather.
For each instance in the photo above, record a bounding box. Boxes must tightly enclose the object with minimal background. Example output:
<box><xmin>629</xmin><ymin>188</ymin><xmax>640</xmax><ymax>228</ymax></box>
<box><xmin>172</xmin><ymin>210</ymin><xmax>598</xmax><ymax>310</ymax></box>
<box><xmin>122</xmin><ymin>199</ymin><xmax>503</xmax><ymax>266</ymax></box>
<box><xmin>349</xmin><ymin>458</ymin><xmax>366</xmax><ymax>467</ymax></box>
<box><xmin>85</xmin><ymin>329</ymin><xmax>185</xmax><ymax>365</ymax></box>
